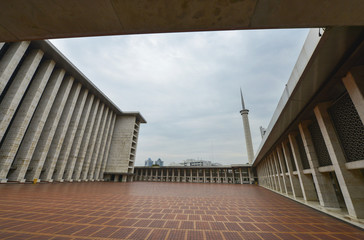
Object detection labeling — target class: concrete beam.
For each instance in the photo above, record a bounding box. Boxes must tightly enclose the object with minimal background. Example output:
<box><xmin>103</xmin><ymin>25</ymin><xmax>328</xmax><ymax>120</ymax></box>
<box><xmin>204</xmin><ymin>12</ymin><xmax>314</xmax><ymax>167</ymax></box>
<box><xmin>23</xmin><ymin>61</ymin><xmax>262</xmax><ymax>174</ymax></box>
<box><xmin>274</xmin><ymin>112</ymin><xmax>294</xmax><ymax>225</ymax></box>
<box><xmin>1</xmin><ymin>1</ymin><xmax>364</xmax><ymax>42</ymax></box>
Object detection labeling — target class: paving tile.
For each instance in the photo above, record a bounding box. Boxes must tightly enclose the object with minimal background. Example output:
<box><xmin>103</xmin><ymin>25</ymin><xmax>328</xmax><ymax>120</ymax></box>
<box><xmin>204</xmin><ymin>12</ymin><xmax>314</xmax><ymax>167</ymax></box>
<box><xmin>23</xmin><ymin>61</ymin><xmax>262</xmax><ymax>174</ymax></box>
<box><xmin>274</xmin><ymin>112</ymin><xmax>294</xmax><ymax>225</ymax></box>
<box><xmin>0</xmin><ymin>182</ymin><xmax>363</xmax><ymax>240</ymax></box>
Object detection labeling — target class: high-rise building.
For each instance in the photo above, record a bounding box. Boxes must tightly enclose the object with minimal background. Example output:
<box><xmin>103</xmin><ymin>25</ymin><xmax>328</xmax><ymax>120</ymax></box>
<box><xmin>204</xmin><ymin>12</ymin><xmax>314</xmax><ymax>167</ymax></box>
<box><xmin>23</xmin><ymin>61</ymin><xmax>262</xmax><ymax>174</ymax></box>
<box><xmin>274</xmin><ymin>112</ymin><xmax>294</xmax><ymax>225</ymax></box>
<box><xmin>145</xmin><ymin>158</ymin><xmax>153</xmax><ymax>167</ymax></box>
<box><xmin>155</xmin><ymin>158</ymin><xmax>164</xmax><ymax>167</ymax></box>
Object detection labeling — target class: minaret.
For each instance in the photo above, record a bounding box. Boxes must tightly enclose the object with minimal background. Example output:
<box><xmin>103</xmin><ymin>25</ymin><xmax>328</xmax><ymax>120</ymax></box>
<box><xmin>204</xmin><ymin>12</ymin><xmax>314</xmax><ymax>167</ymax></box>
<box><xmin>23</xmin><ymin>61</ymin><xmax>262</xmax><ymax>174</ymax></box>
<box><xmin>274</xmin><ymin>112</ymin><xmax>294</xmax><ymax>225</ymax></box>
<box><xmin>240</xmin><ymin>88</ymin><xmax>254</xmax><ymax>164</ymax></box>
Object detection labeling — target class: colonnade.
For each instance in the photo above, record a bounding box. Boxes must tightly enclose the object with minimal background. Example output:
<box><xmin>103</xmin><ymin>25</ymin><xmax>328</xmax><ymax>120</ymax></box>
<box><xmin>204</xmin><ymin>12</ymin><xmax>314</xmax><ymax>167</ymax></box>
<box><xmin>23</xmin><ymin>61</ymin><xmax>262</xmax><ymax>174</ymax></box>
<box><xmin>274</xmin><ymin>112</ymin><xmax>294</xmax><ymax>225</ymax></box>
<box><xmin>256</xmin><ymin>66</ymin><xmax>364</xmax><ymax>220</ymax></box>
<box><xmin>134</xmin><ymin>166</ymin><xmax>254</xmax><ymax>184</ymax></box>
<box><xmin>0</xmin><ymin>41</ymin><xmax>145</xmax><ymax>183</ymax></box>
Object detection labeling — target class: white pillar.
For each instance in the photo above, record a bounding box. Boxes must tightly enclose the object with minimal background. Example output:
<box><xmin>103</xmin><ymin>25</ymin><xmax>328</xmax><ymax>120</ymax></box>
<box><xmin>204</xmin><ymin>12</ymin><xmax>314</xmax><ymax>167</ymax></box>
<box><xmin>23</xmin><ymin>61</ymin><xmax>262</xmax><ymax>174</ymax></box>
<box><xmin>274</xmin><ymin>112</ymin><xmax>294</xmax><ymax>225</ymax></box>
<box><xmin>0</xmin><ymin>60</ymin><xmax>55</xmax><ymax>182</ymax></box>
<box><xmin>99</xmin><ymin>113</ymin><xmax>116</xmax><ymax>180</ymax></box>
<box><xmin>87</xmin><ymin>107</ymin><xmax>110</xmax><ymax>180</ymax></box>
<box><xmin>299</xmin><ymin>121</ymin><xmax>340</xmax><ymax>208</ymax></box>
<box><xmin>276</xmin><ymin>147</ymin><xmax>291</xmax><ymax>195</ymax></box>
<box><xmin>0</xmin><ymin>41</ymin><xmax>30</xmax><ymax>96</ymax></box>
<box><xmin>41</xmin><ymin>82</ymin><xmax>82</xmax><ymax>182</ymax></box>
<box><xmin>53</xmin><ymin>89</ymin><xmax>89</xmax><ymax>181</ymax></box>
<box><xmin>288</xmin><ymin>132</ymin><xmax>318</xmax><ymax>201</ymax></box>
<box><xmin>0</xmin><ymin>49</ymin><xmax>43</xmax><ymax>143</ymax></box>
<box><xmin>239</xmin><ymin>168</ymin><xmax>243</xmax><ymax>184</ymax></box>
<box><xmin>342</xmin><ymin>67</ymin><xmax>364</xmax><ymax>124</ymax></box>
<box><xmin>10</xmin><ymin>69</ymin><xmax>65</xmax><ymax>182</ymax></box>
<box><xmin>63</xmin><ymin>94</ymin><xmax>95</xmax><ymax>181</ymax></box>
<box><xmin>282</xmin><ymin>141</ymin><xmax>303</xmax><ymax>198</ymax></box>
<box><xmin>25</xmin><ymin>76</ymin><xmax>74</xmax><ymax>181</ymax></box>
<box><xmin>94</xmin><ymin>109</ymin><xmax>114</xmax><ymax>180</ymax></box>
<box><xmin>72</xmin><ymin>99</ymin><xmax>100</xmax><ymax>181</ymax></box>
<box><xmin>80</xmin><ymin>103</ymin><xmax>105</xmax><ymax>180</ymax></box>
<box><xmin>315</xmin><ymin>103</ymin><xmax>364</xmax><ymax>219</ymax></box>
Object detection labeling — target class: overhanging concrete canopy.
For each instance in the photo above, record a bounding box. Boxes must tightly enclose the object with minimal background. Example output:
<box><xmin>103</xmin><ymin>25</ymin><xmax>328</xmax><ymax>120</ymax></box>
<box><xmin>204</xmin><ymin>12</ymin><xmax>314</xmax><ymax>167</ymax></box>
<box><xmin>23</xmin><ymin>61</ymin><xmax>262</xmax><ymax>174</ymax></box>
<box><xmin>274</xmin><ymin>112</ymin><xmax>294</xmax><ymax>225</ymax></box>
<box><xmin>1</xmin><ymin>0</ymin><xmax>364</xmax><ymax>42</ymax></box>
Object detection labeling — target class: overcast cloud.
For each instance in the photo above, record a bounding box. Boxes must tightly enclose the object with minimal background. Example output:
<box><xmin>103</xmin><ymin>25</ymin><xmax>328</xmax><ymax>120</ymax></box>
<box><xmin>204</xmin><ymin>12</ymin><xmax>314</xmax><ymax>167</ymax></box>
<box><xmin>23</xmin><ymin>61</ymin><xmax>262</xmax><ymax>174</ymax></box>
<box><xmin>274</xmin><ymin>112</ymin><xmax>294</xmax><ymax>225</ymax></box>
<box><xmin>50</xmin><ymin>29</ymin><xmax>309</xmax><ymax>166</ymax></box>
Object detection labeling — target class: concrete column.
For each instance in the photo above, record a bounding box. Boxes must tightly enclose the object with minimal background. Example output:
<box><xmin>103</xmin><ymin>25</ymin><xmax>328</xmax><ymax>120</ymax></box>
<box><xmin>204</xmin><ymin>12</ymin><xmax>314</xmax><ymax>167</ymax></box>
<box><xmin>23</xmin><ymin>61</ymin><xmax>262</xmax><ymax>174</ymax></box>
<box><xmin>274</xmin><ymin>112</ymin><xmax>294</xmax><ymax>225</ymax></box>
<box><xmin>161</xmin><ymin>168</ymin><xmax>164</xmax><ymax>181</ymax></box>
<box><xmin>203</xmin><ymin>169</ymin><xmax>206</xmax><ymax>183</ymax></box>
<box><xmin>315</xmin><ymin>103</ymin><xmax>364</xmax><ymax>219</ymax></box>
<box><xmin>0</xmin><ymin>42</ymin><xmax>4</xmax><ymax>51</ymax></box>
<box><xmin>177</xmin><ymin>169</ymin><xmax>180</xmax><ymax>182</ymax></box>
<box><xmin>25</xmin><ymin>77</ymin><xmax>74</xmax><ymax>181</ymax></box>
<box><xmin>166</xmin><ymin>168</ymin><xmax>169</xmax><ymax>182</ymax></box>
<box><xmin>210</xmin><ymin>169</ymin><xmax>213</xmax><ymax>183</ymax></box>
<box><xmin>53</xmin><ymin>89</ymin><xmax>88</xmax><ymax>181</ymax></box>
<box><xmin>87</xmin><ymin>107</ymin><xmax>110</xmax><ymax>180</ymax></box>
<box><xmin>99</xmin><ymin>113</ymin><xmax>116</xmax><ymax>180</ymax></box>
<box><xmin>196</xmin><ymin>169</ymin><xmax>199</xmax><ymax>183</ymax></box>
<box><xmin>289</xmin><ymin>132</ymin><xmax>318</xmax><ymax>201</ymax></box>
<box><xmin>41</xmin><ymin>82</ymin><xmax>82</xmax><ymax>182</ymax></box>
<box><xmin>182</xmin><ymin>169</ymin><xmax>186</xmax><ymax>182</ymax></box>
<box><xmin>63</xmin><ymin>94</ymin><xmax>95</xmax><ymax>181</ymax></box>
<box><xmin>272</xmin><ymin>153</ymin><xmax>283</xmax><ymax>192</ymax></box>
<box><xmin>342</xmin><ymin>67</ymin><xmax>364</xmax><ymax>124</ymax></box>
<box><xmin>239</xmin><ymin>168</ymin><xmax>243</xmax><ymax>184</ymax></box>
<box><xmin>189</xmin><ymin>169</ymin><xmax>192</xmax><ymax>182</ymax></box>
<box><xmin>224</xmin><ymin>169</ymin><xmax>227</xmax><ymax>183</ymax></box>
<box><xmin>299</xmin><ymin>121</ymin><xmax>340</xmax><ymax>208</ymax></box>
<box><xmin>9</xmin><ymin>69</ymin><xmax>65</xmax><ymax>182</ymax></box>
<box><xmin>264</xmin><ymin>161</ymin><xmax>272</xmax><ymax>188</ymax></box>
<box><xmin>94</xmin><ymin>110</ymin><xmax>113</xmax><ymax>179</ymax></box>
<box><xmin>0</xmin><ymin>60</ymin><xmax>54</xmax><ymax>181</ymax></box>
<box><xmin>72</xmin><ymin>99</ymin><xmax>100</xmax><ymax>181</ymax></box>
<box><xmin>0</xmin><ymin>41</ymin><xmax>30</xmax><ymax>96</ymax></box>
<box><xmin>172</xmin><ymin>168</ymin><xmax>175</xmax><ymax>182</ymax></box>
<box><xmin>276</xmin><ymin>147</ymin><xmax>291</xmax><ymax>195</ymax></box>
<box><xmin>0</xmin><ymin>49</ymin><xmax>43</xmax><ymax>143</ymax></box>
<box><xmin>80</xmin><ymin>103</ymin><xmax>105</xmax><ymax>180</ymax></box>
<box><xmin>267</xmin><ymin>156</ymin><xmax>278</xmax><ymax>191</ymax></box>
<box><xmin>282</xmin><ymin>141</ymin><xmax>303</xmax><ymax>198</ymax></box>
<box><xmin>217</xmin><ymin>169</ymin><xmax>220</xmax><ymax>183</ymax></box>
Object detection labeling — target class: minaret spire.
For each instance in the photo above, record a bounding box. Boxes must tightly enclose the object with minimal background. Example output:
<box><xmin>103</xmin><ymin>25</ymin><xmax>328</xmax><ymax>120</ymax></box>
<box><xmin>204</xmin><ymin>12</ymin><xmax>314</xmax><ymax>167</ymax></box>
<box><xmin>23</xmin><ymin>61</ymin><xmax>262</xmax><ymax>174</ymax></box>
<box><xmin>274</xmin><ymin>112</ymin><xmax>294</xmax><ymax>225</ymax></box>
<box><xmin>240</xmin><ymin>87</ymin><xmax>246</xmax><ymax>110</ymax></box>
<box><xmin>239</xmin><ymin>88</ymin><xmax>254</xmax><ymax>164</ymax></box>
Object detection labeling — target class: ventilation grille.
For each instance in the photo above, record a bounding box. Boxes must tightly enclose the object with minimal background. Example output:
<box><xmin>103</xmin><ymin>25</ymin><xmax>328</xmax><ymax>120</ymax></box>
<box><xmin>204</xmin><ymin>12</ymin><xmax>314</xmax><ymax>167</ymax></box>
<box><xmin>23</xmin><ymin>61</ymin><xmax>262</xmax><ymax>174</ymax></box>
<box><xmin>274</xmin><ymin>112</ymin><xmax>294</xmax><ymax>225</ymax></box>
<box><xmin>329</xmin><ymin>94</ymin><xmax>364</xmax><ymax>162</ymax></box>
<box><xmin>309</xmin><ymin>118</ymin><xmax>332</xmax><ymax>166</ymax></box>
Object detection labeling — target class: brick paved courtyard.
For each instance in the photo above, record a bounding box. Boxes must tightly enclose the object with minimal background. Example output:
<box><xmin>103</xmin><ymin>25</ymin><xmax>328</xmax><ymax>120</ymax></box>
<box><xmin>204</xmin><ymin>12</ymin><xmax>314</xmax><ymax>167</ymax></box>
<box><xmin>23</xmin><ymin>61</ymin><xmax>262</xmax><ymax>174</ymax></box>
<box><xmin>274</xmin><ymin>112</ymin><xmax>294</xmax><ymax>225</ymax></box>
<box><xmin>0</xmin><ymin>182</ymin><xmax>363</xmax><ymax>240</ymax></box>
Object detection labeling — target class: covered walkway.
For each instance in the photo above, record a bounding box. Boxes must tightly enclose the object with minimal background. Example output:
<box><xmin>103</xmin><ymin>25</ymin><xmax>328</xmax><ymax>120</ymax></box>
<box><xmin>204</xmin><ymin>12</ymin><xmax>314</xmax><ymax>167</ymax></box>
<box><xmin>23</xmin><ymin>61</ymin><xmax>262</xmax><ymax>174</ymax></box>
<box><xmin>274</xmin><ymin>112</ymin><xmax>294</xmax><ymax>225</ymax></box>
<box><xmin>0</xmin><ymin>182</ymin><xmax>363</xmax><ymax>239</ymax></box>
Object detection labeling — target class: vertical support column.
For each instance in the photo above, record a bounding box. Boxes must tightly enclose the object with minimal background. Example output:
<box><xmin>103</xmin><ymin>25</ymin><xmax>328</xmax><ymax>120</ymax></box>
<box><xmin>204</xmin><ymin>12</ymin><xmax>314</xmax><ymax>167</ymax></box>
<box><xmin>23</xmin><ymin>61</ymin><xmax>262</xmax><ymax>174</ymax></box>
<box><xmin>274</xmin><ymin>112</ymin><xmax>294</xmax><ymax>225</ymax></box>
<box><xmin>315</xmin><ymin>103</ymin><xmax>364</xmax><ymax>219</ymax></box>
<box><xmin>342</xmin><ymin>67</ymin><xmax>364</xmax><ymax>124</ymax></box>
<box><xmin>72</xmin><ymin>99</ymin><xmax>100</xmax><ymax>181</ymax></box>
<box><xmin>25</xmin><ymin>77</ymin><xmax>74</xmax><ymax>181</ymax></box>
<box><xmin>196</xmin><ymin>169</ymin><xmax>199</xmax><ymax>183</ymax></box>
<box><xmin>99</xmin><ymin>113</ymin><xmax>116</xmax><ymax>180</ymax></box>
<box><xmin>232</xmin><ymin>170</ymin><xmax>235</xmax><ymax>184</ymax></box>
<box><xmin>10</xmin><ymin>69</ymin><xmax>65</xmax><ymax>182</ymax></box>
<box><xmin>288</xmin><ymin>133</ymin><xmax>318</xmax><ymax>201</ymax></box>
<box><xmin>224</xmin><ymin>169</ymin><xmax>227</xmax><ymax>183</ymax></box>
<box><xmin>0</xmin><ymin>49</ymin><xmax>43</xmax><ymax>143</ymax></box>
<box><xmin>272</xmin><ymin>154</ymin><xmax>283</xmax><ymax>192</ymax></box>
<box><xmin>166</xmin><ymin>168</ymin><xmax>169</xmax><ymax>182</ymax></box>
<box><xmin>299</xmin><ymin>121</ymin><xmax>340</xmax><ymax>208</ymax></box>
<box><xmin>282</xmin><ymin>141</ymin><xmax>303</xmax><ymax>198</ymax></box>
<box><xmin>0</xmin><ymin>60</ymin><xmax>54</xmax><ymax>181</ymax></box>
<box><xmin>217</xmin><ymin>169</ymin><xmax>220</xmax><ymax>183</ymax></box>
<box><xmin>41</xmin><ymin>82</ymin><xmax>82</xmax><ymax>182</ymax></box>
<box><xmin>94</xmin><ymin>109</ymin><xmax>113</xmax><ymax>180</ymax></box>
<box><xmin>203</xmin><ymin>169</ymin><xmax>206</xmax><ymax>183</ymax></box>
<box><xmin>80</xmin><ymin>103</ymin><xmax>105</xmax><ymax>180</ymax></box>
<box><xmin>276</xmin><ymin>147</ymin><xmax>291</xmax><ymax>195</ymax></box>
<box><xmin>88</xmin><ymin>108</ymin><xmax>110</xmax><ymax>180</ymax></box>
<box><xmin>155</xmin><ymin>168</ymin><xmax>158</xmax><ymax>181</ymax></box>
<box><xmin>145</xmin><ymin>168</ymin><xmax>148</xmax><ymax>181</ymax></box>
<box><xmin>239</xmin><ymin>168</ymin><xmax>243</xmax><ymax>184</ymax></box>
<box><xmin>161</xmin><ymin>168</ymin><xmax>164</xmax><ymax>182</ymax></box>
<box><xmin>171</xmin><ymin>168</ymin><xmax>175</xmax><ymax>182</ymax></box>
<box><xmin>267</xmin><ymin>156</ymin><xmax>278</xmax><ymax>191</ymax></box>
<box><xmin>64</xmin><ymin>95</ymin><xmax>95</xmax><ymax>181</ymax></box>
<box><xmin>53</xmin><ymin>89</ymin><xmax>88</xmax><ymax>182</ymax></box>
<box><xmin>190</xmin><ymin>169</ymin><xmax>192</xmax><ymax>182</ymax></box>
<box><xmin>177</xmin><ymin>169</ymin><xmax>180</xmax><ymax>182</ymax></box>
<box><xmin>0</xmin><ymin>41</ymin><xmax>30</xmax><ymax>95</ymax></box>
<box><xmin>183</xmin><ymin>169</ymin><xmax>186</xmax><ymax>182</ymax></box>
<box><xmin>210</xmin><ymin>169</ymin><xmax>213</xmax><ymax>183</ymax></box>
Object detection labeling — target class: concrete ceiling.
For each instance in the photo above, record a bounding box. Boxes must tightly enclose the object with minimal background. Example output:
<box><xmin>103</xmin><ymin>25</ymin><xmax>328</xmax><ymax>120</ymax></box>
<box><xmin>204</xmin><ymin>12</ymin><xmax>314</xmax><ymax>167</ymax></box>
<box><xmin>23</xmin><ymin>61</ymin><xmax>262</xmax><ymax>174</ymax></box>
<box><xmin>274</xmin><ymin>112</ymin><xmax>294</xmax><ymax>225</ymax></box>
<box><xmin>1</xmin><ymin>0</ymin><xmax>364</xmax><ymax>42</ymax></box>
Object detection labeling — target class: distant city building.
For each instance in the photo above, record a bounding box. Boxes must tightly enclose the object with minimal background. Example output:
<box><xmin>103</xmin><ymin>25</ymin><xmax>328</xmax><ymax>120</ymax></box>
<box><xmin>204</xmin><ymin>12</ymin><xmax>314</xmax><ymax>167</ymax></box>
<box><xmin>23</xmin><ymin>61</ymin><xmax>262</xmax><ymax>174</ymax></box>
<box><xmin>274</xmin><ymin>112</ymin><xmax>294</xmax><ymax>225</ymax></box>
<box><xmin>155</xmin><ymin>158</ymin><xmax>164</xmax><ymax>167</ymax></box>
<box><xmin>184</xmin><ymin>159</ymin><xmax>211</xmax><ymax>167</ymax></box>
<box><xmin>145</xmin><ymin>158</ymin><xmax>153</xmax><ymax>167</ymax></box>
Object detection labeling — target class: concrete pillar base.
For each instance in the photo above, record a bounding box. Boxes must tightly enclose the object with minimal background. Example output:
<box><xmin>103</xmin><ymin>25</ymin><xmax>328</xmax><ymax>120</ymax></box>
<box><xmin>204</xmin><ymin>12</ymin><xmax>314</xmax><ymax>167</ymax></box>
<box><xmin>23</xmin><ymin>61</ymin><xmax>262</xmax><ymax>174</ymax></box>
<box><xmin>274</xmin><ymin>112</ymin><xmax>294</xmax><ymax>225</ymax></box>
<box><xmin>47</xmin><ymin>179</ymin><xmax>54</xmax><ymax>183</ymax></box>
<box><xmin>0</xmin><ymin>179</ymin><xmax>8</xmax><ymax>183</ymax></box>
<box><xmin>18</xmin><ymin>179</ymin><xmax>26</xmax><ymax>183</ymax></box>
<box><xmin>59</xmin><ymin>179</ymin><xmax>64</xmax><ymax>183</ymax></box>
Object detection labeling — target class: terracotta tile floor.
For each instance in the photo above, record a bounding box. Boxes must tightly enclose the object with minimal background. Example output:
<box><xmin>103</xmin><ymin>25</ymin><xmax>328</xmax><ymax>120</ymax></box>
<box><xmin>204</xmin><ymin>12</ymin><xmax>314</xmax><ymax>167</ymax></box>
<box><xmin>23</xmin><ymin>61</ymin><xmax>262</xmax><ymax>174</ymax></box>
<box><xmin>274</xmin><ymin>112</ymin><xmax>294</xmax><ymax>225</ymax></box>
<box><xmin>0</xmin><ymin>182</ymin><xmax>363</xmax><ymax>239</ymax></box>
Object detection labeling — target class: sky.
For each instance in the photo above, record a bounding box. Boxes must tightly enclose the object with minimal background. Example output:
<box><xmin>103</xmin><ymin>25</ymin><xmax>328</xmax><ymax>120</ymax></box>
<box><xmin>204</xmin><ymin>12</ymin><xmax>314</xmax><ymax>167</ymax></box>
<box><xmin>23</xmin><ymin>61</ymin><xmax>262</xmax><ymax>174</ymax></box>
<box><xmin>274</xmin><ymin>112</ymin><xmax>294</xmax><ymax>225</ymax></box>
<box><xmin>50</xmin><ymin>29</ymin><xmax>309</xmax><ymax>166</ymax></box>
